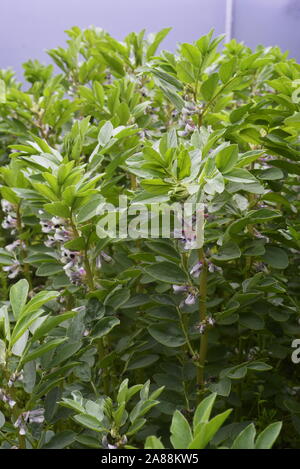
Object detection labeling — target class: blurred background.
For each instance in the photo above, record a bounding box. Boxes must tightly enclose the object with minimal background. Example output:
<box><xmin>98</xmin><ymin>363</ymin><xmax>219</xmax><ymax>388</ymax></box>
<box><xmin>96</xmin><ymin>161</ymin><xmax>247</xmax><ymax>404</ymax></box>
<box><xmin>1</xmin><ymin>0</ymin><xmax>300</xmax><ymax>78</ymax></box>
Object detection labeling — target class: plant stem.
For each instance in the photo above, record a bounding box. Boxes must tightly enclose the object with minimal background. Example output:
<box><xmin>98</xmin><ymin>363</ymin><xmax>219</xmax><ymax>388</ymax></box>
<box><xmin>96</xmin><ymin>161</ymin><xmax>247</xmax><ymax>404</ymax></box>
<box><xmin>70</xmin><ymin>215</ymin><xmax>95</xmax><ymax>290</ymax></box>
<box><xmin>198</xmin><ymin>74</ymin><xmax>240</xmax><ymax>126</ymax></box>
<box><xmin>130</xmin><ymin>173</ymin><xmax>137</xmax><ymax>190</ymax></box>
<box><xmin>196</xmin><ymin>247</ymin><xmax>208</xmax><ymax>393</ymax></box>
<box><xmin>16</xmin><ymin>203</ymin><xmax>32</xmax><ymax>288</ymax></box>
<box><xmin>97</xmin><ymin>339</ymin><xmax>109</xmax><ymax>395</ymax></box>
<box><xmin>177</xmin><ymin>307</ymin><xmax>196</xmax><ymax>357</ymax></box>
<box><xmin>83</xmin><ymin>248</ymin><xmax>95</xmax><ymax>290</ymax></box>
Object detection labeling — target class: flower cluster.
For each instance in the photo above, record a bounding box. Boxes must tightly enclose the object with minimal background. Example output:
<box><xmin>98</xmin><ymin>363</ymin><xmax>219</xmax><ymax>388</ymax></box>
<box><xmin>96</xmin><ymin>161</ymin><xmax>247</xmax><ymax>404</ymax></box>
<box><xmin>39</xmin><ymin>215</ymin><xmax>72</xmax><ymax>247</ymax></box>
<box><xmin>2</xmin><ymin>240</ymin><xmax>26</xmax><ymax>279</ymax></box>
<box><xmin>0</xmin><ymin>388</ymin><xmax>16</xmax><ymax>408</ymax></box>
<box><xmin>189</xmin><ymin>260</ymin><xmax>222</xmax><ymax>278</ymax></box>
<box><xmin>173</xmin><ymin>284</ymin><xmax>198</xmax><ymax>306</ymax></box>
<box><xmin>14</xmin><ymin>409</ymin><xmax>45</xmax><ymax>435</ymax></box>
<box><xmin>177</xmin><ymin>101</ymin><xmax>201</xmax><ymax>137</ymax></box>
<box><xmin>39</xmin><ymin>215</ymin><xmax>88</xmax><ymax>285</ymax></box>
<box><xmin>174</xmin><ymin>216</ymin><xmax>199</xmax><ymax>250</ymax></box>
<box><xmin>195</xmin><ymin>316</ymin><xmax>215</xmax><ymax>334</ymax></box>
<box><xmin>8</xmin><ymin>371</ymin><xmax>23</xmax><ymax>388</ymax></box>
<box><xmin>60</xmin><ymin>248</ymin><xmax>86</xmax><ymax>286</ymax></box>
<box><xmin>3</xmin><ymin>260</ymin><xmax>21</xmax><ymax>279</ymax></box>
<box><xmin>102</xmin><ymin>434</ymin><xmax>127</xmax><ymax>449</ymax></box>
<box><xmin>1</xmin><ymin>199</ymin><xmax>18</xmax><ymax>233</ymax></box>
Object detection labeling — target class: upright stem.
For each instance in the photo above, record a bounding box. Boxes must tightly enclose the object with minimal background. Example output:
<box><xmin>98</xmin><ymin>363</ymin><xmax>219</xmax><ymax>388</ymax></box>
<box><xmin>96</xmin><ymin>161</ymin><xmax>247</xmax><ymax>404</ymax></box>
<box><xmin>197</xmin><ymin>247</ymin><xmax>208</xmax><ymax>392</ymax></box>
<box><xmin>16</xmin><ymin>204</ymin><xmax>32</xmax><ymax>289</ymax></box>
<box><xmin>97</xmin><ymin>339</ymin><xmax>109</xmax><ymax>395</ymax></box>
<box><xmin>83</xmin><ymin>248</ymin><xmax>95</xmax><ymax>291</ymax></box>
<box><xmin>130</xmin><ymin>174</ymin><xmax>137</xmax><ymax>190</ymax></box>
<box><xmin>70</xmin><ymin>215</ymin><xmax>94</xmax><ymax>290</ymax></box>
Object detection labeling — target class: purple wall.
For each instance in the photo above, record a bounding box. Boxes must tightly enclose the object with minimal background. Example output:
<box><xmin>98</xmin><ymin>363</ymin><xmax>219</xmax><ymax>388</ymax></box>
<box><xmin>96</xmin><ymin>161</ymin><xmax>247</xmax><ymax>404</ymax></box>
<box><xmin>0</xmin><ymin>0</ymin><xmax>300</xmax><ymax>80</ymax></box>
<box><xmin>234</xmin><ymin>0</ymin><xmax>300</xmax><ymax>58</ymax></box>
<box><xmin>0</xmin><ymin>0</ymin><xmax>226</xmax><ymax>78</ymax></box>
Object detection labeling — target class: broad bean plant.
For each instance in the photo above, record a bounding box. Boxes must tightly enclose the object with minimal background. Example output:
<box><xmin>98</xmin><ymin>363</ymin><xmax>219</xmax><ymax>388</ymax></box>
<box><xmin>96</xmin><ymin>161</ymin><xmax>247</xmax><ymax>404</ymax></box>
<box><xmin>0</xmin><ymin>26</ymin><xmax>299</xmax><ymax>449</ymax></box>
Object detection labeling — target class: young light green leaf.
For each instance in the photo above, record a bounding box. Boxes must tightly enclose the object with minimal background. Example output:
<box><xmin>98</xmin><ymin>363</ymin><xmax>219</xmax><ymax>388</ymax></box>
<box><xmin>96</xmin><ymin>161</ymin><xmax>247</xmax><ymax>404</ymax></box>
<box><xmin>145</xmin><ymin>436</ymin><xmax>165</xmax><ymax>449</ymax></box>
<box><xmin>201</xmin><ymin>73</ymin><xmax>219</xmax><ymax>101</ymax></box>
<box><xmin>10</xmin><ymin>279</ymin><xmax>29</xmax><ymax>320</ymax></box>
<box><xmin>20</xmin><ymin>290</ymin><xmax>59</xmax><ymax>319</ymax></box>
<box><xmin>255</xmin><ymin>422</ymin><xmax>282</xmax><ymax>449</ymax></box>
<box><xmin>231</xmin><ymin>423</ymin><xmax>256</xmax><ymax>449</ymax></box>
<box><xmin>170</xmin><ymin>410</ymin><xmax>193</xmax><ymax>449</ymax></box>
<box><xmin>193</xmin><ymin>393</ymin><xmax>217</xmax><ymax>429</ymax></box>
<box><xmin>21</xmin><ymin>338</ymin><xmax>67</xmax><ymax>365</ymax></box>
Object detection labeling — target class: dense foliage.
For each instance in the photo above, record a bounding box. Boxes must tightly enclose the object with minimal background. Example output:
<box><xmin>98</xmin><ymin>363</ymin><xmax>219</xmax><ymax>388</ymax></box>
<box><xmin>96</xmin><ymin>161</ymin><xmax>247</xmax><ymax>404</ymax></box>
<box><xmin>0</xmin><ymin>26</ymin><xmax>299</xmax><ymax>449</ymax></box>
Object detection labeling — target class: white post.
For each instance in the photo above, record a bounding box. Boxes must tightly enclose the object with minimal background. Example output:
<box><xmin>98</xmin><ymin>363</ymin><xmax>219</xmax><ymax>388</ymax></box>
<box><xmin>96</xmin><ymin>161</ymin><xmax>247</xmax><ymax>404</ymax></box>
<box><xmin>225</xmin><ymin>0</ymin><xmax>234</xmax><ymax>43</ymax></box>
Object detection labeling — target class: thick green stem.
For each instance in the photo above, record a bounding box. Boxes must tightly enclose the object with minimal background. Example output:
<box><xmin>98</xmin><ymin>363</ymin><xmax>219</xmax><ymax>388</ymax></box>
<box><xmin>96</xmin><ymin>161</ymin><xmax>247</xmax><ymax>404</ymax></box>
<box><xmin>130</xmin><ymin>173</ymin><xmax>137</xmax><ymax>190</ymax></box>
<box><xmin>70</xmin><ymin>215</ymin><xmax>94</xmax><ymax>290</ymax></box>
<box><xmin>197</xmin><ymin>248</ymin><xmax>208</xmax><ymax>392</ymax></box>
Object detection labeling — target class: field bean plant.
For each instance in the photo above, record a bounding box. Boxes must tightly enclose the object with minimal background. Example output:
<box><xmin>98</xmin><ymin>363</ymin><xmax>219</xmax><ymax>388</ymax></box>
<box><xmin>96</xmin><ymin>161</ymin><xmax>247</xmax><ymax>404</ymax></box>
<box><xmin>0</xmin><ymin>26</ymin><xmax>299</xmax><ymax>450</ymax></box>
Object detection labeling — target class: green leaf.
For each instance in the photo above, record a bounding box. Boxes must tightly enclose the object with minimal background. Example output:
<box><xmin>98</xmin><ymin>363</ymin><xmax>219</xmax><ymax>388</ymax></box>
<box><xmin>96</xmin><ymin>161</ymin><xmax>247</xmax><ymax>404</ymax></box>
<box><xmin>91</xmin><ymin>316</ymin><xmax>120</xmax><ymax>340</ymax></box>
<box><xmin>146</xmin><ymin>28</ymin><xmax>172</xmax><ymax>60</ymax></box>
<box><xmin>21</xmin><ymin>338</ymin><xmax>67</xmax><ymax>365</ymax></box>
<box><xmin>208</xmin><ymin>378</ymin><xmax>231</xmax><ymax>397</ymax></box>
<box><xmin>215</xmin><ymin>144</ymin><xmax>238</xmax><ymax>173</ymax></box>
<box><xmin>127</xmin><ymin>418</ymin><xmax>147</xmax><ymax>436</ymax></box>
<box><xmin>0</xmin><ymin>79</ymin><xmax>6</xmax><ymax>103</ymax></box>
<box><xmin>98</xmin><ymin>121</ymin><xmax>113</xmax><ymax>146</ymax></box>
<box><xmin>284</xmin><ymin>112</ymin><xmax>300</xmax><ymax>129</ymax></box>
<box><xmin>0</xmin><ymin>340</ymin><xmax>6</xmax><ymax>366</ymax></box>
<box><xmin>10</xmin><ymin>309</ymin><xmax>46</xmax><ymax>347</ymax></box>
<box><xmin>262</xmin><ymin>246</ymin><xmax>289</xmax><ymax>269</ymax></box>
<box><xmin>0</xmin><ymin>306</ymin><xmax>10</xmax><ymax>343</ymax></box>
<box><xmin>31</xmin><ymin>311</ymin><xmax>78</xmax><ymax>341</ymax></box>
<box><xmin>240</xmin><ymin>314</ymin><xmax>265</xmax><ymax>330</ymax></box>
<box><xmin>148</xmin><ymin>323</ymin><xmax>186</xmax><ymax>348</ymax></box>
<box><xmin>36</xmin><ymin>263</ymin><xmax>64</xmax><ymax>277</ymax></box>
<box><xmin>127</xmin><ymin>354</ymin><xmax>159</xmax><ymax>370</ymax></box>
<box><xmin>23</xmin><ymin>361</ymin><xmax>36</xmax><ymax>393</ymax></box>
<box><xmin>0</xmin><ymin>410</ymin><xmax>5</xmax><ymax>429</ymax></box>
<box><xmin>224</xmin><ymin>168</ymin><xmax>258</xmax><ymax>184</ymax></box>
<box><xmin>145</xmin><ymin>435</ymin><xmax>165</xmax><ymax>449</ymax></box>
<box><xmin>247</xmin><ymin>208</ymin><xmax>281</xmax><ymax>222</ymax></box>
<box><xmin>20</xmin><ymin>290</ymin><xmax>59</xmax><ymax>319</ymax></box>
<box><xmin>170</xmin><ymin>410</ymin><xmax>193</xmax><ymax>449</ymax></box>
<box><xmin>101</xmin><ymin>51</ymin><xmax>125</xmax><ymax>77</ymax></box>
<box><xmin>73</xmin><ymin>414</ymin><xmax>106</xmax><ymax>432</ymax></box>
<box><xmin>43</xmin><ymin>431</ymin><xmax>76</xmax><ymax>449</ymax></box>
<box><xmin>10</xmin><ymin>279</ymin><xmax>29</xmax><ymax>320</ymax></box>
<box><xmin>255</xmin><ymin>422</ymin><xmax>282</xmax><ymax>449</ymax></box>
<box><xmin>247</xmin><ymin>361</ymin><xmax>272</xmax><ymax>372</ymax></box>
<box><xmin>32</xmin><ymin>183</ymin><xmax>59</xmax><ymax>202</ymax></box>
<box><xmin>44</xmin><ymin>202</ymin><xmax>70</xmax><ymax>218</ymax></box>
<box><xmin>219</xmin><ymin>59</ymin><xmax>235</xmax><ymax>83</ymax></box>
<box><xmin>144</xmin><ymin>262</ymin><xmax>187</xmax><ymax>284</ymax></box>
<box><xmin>222</xmin><ymin>364</ymin><xmax>247</xmax><ymax>380</ymax></box>
<box><xmin>93</xmin><ymin>81</ymin><xmax>105</xmax><ymax>107</ymax></box>
<box><xmin>201</xmin><ymin>73</ymin><xmax>219</xmax><ymax>101</ymax></box>
<box><xmin>104</xmin><ymin>288</ymin><xmax>130</xmax><ymax>310</ymax></box>
<box><xmin>212</xmin><ymin>242</ymin><xmax>241</xmax><ymax>261</ymax></box>
<box><xmin>190</xmin><ymin>409</ymin><xmax>232</xmax><ymax>449</ymax></box>
<box><xmin>193</xmin><ymin>393</ymin><xmax>217</xmax><ymax>428</ymax></box>
<box><xmin>231</xmin><ymin>423</ymin><xmax>256</xmax><ymax>449</ymax></box>
<box><xmin>11</xmin><ymin>330</ymin><xmax>29</xmax><ymax>356</ymax></box>
<box><xmin>181</xmin><ymin>43</ymin><xmax>202</xmax><ymax>67</ymax></box>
